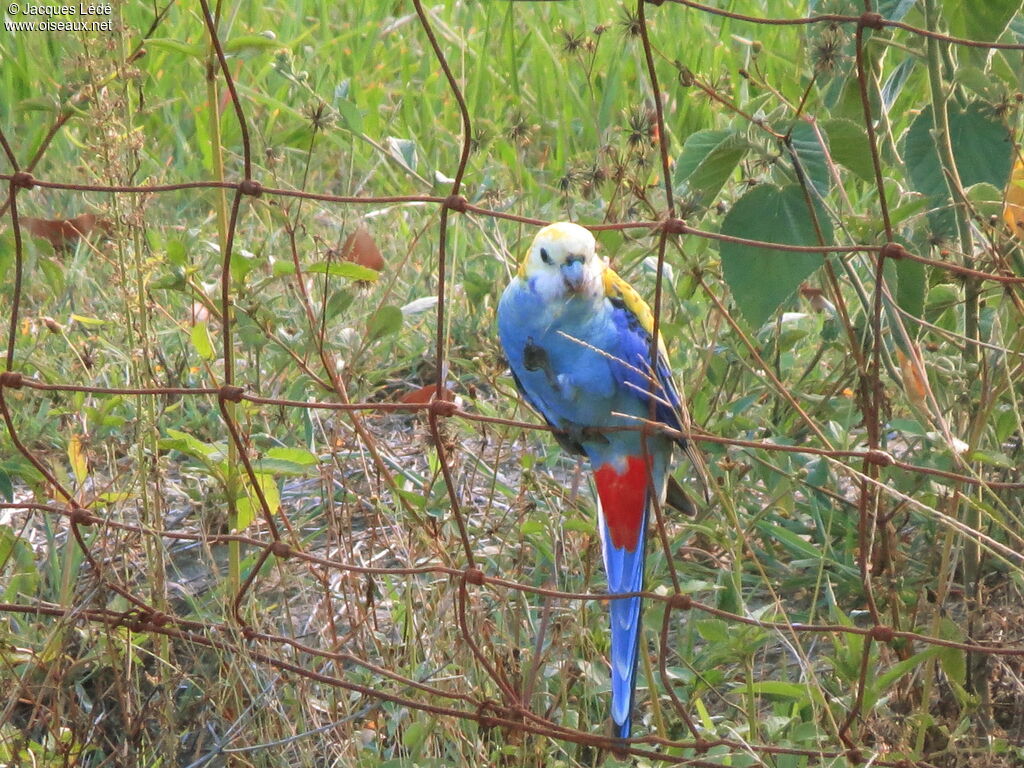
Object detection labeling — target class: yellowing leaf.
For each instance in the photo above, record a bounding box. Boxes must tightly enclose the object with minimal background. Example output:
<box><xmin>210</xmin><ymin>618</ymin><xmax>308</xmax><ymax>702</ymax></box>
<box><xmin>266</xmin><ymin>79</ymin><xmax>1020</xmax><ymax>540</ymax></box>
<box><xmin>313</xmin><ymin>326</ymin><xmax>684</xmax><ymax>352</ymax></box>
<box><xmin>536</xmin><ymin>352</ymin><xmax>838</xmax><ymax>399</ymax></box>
<box><xmin>191</xmin><ymin>320</ymin><xmax>214</xmax><ymax>360</ymax></box>
<box><xmin>70</xmin><ymin>314</ymin><xmax>105</xmax><ymax>327</ymax></box>
<box><xmin>235</xmin><ymin>473</ymin><xmax>280</xmax><ymax>531</ymax></box>
<box><xmin>896</xmin><ymin>346</ymin><xmax>929</xmax><ymax>413</ymax></box>
<box><xmin>1003</xmin><ymin>155</ymin><xmax>1024</xmax><ymax>236</ymax></box>
<box><xmin>68</xmin><ymin>434</ymin><xmax>88</xmax><ymax>484</ymax></box>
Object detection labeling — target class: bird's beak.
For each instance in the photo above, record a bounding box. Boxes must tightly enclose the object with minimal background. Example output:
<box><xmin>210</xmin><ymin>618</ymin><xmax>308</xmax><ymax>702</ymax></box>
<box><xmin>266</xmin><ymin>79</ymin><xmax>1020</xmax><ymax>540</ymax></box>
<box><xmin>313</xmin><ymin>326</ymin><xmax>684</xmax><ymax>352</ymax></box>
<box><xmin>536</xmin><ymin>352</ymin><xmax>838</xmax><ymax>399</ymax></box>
<box><xmin>561</xmin><ymin>259</ymin><xmax>586</xmax><ymax>293</ymax></box>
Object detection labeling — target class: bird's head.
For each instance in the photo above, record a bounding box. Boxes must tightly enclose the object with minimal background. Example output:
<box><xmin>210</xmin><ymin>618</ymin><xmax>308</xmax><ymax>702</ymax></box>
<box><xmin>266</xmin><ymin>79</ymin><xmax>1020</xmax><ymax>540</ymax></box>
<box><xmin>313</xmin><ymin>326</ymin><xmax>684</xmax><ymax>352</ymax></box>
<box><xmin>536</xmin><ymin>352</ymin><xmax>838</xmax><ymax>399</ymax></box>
<box><xmin>519</xmin><ymin>222</ymin><xmax>605</xmax><ymax>300</ymax></box>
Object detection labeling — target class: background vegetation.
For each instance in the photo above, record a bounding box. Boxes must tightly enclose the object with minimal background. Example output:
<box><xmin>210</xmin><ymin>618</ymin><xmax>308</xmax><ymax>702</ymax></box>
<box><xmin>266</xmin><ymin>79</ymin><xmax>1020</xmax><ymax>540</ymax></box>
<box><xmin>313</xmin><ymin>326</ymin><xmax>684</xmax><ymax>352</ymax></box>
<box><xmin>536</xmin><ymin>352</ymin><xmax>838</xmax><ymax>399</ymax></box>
<box><xmin>1</xmin><ymin>0</ymin><xmax>1022</xmax><ymax>766</ymax></box>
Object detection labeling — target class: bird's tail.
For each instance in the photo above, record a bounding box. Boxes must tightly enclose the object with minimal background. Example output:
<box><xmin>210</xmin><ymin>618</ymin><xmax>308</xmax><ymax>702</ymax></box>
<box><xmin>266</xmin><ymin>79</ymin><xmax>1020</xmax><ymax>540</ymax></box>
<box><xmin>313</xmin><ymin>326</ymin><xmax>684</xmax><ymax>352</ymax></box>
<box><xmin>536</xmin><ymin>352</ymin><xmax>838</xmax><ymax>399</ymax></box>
<box><xmin>594</xmin><ymin>454</ymin><xmax>658</xmax><ymax>739</ymax></box>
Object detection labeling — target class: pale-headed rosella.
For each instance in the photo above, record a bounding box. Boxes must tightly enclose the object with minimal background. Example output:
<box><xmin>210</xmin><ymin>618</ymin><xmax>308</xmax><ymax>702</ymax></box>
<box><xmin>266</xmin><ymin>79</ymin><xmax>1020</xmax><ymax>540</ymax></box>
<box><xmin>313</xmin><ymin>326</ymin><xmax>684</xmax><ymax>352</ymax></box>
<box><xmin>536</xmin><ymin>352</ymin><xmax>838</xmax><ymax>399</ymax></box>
<box><xmin>497</xmin><ymin>221</ymin><xmax>705</xmax><ymax>738</ymax></box>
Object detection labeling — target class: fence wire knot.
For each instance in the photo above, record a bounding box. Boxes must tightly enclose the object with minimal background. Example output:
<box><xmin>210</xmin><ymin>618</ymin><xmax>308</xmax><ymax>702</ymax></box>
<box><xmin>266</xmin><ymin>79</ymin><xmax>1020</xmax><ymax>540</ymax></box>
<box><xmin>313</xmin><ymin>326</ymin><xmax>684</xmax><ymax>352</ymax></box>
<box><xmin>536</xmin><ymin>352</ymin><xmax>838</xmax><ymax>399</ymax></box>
<box><xmin>858</xmin><ymin>12</ymin><xmax>884</xmax><ymax>30</ymax></box>
<box><xmin>218</xmin><ymin>385</ymin><xmax>245</xmax><ymax>403</ymax></box>
<box><xmin>442</xmin><ymin>194</ymin><xmax>468</xmax><ymax>213</ymax></box>
<box><xmin>668</xmin><ymin>593</ymin><xmax>693</xmax><ymax>611</ymax></box>
<box><xmin>864</xmin><ymin>448</ymin><xmax>895</xmax><ymax>467</ymax></box>
<box><xmin>660</xmin><ymin>217</ymin><xmax>688</xmax><ymax>235</ymax></box>
<box><xmin>0</xmin><ymin>371</ymin><xmax>23</xmax><ymax>389</ymax></box>
<box><xmin>870</xmin><ymin>625</ymin><xmax>895</xmax><ymax>643</ymax></box>
<box><xmin>268</xmin><ymin>541</ymin><xmax>291</xmax><ymax>559</ymax></box>
<box><xmin>879</xmin><ymin>242</ymin><xmax>907</xmax><ymax>260</ymax></box>
<box><xmin>10</xmin><ymin>171</ymin><xmax>35</xmax><ymax>189</ymax></box>
<box><xmin>429</xmin><ymin>397</ymin><xmax>458</xmax><ymax>418</ymax></box>
<box><xmin>238</xmin><ymin>179</ymin><xmax>263</xmax><ymax>197</ymax></box>
<box><xmin>68</xmin><ymin>505</ymin><xmax>94</xmax><ymax>527</ymax></box>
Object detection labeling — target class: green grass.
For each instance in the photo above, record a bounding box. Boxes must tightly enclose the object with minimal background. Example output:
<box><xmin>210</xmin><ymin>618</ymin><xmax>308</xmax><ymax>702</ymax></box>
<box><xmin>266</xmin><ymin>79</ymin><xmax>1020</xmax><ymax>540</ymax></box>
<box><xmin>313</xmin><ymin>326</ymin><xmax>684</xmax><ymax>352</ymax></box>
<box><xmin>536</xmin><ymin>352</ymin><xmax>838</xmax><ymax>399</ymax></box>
<box><xmin>1</xmin><ymin>1</ymin><xmax>1023</xmax><ymax>766</ymax></box>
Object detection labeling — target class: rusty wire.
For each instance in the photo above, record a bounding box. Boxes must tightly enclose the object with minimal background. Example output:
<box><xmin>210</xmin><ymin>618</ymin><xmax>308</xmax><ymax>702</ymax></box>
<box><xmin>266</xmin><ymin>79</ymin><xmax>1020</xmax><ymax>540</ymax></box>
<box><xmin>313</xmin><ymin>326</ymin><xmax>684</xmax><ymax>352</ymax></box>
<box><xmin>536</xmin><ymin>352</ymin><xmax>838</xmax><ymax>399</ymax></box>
<box><xmin>1</xmin><ymin>1</ymin><xmax>1022</xmax><ymax>765</ymax></box>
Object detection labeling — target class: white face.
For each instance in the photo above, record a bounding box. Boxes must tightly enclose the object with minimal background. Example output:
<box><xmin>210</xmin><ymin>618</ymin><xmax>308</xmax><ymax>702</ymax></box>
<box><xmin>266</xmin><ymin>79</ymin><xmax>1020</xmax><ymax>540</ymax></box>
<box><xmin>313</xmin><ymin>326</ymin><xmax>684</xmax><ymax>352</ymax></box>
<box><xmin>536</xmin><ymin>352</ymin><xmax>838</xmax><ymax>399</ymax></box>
<box><xmin>522</xmin><ymin>222</ymin><xmax>605</xmax><ymax>301</ymax></box>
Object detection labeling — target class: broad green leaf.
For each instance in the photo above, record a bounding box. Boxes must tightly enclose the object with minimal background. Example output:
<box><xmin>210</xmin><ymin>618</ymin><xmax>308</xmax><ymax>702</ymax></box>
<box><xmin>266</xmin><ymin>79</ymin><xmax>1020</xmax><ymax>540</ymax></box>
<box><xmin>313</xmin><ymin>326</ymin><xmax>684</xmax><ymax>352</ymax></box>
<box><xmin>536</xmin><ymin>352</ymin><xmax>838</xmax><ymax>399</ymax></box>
<box><xmin>519</xmin><ymin>520</ymin><xmax>545</xmax><ymax>536</ymax></box>
<box><xmin>673</xmin><ymin>129</ymin><xmax>748</xmax><ymax>204</ymax></box>
<box><xmin>366</xmin><ymin>305</ymin><xmax>403</xmax><ymax>341</ymax></box>
<box><xmin>161</xmin><ymin>429</ymin><xmax>221</xmax><ymax>460</ymax></box>
<box><xmin>306</xmin><ymin>261</ymin><xmax>380</xmax><ymax>281</ymax></box>
<box><xmin>0</xmin><ymin>468</ymin><xmax>11</xmax><ymax>503</ymax></box>
<box><xmin>719</xmin><ymin>184</ymin><xmax>832</xmax><ymax>328</ymax></box>
<box><xmin>787</xmin><ymin>121</ymin><xmax>830</xmax><ymax>196</ymax></box>
<box><xmin>905</xmin><ymin>103</ymin><xmax>1014</xmax><ymax>238</ymax></box>
<box><xmin>0</xmin><ymin>526</ymin><xmax>39</xmax><ymax>601</ymax></box>
<box><xmin>191</xmin><ymin>320</ymin><xmax>215</xmax><ymax>360</ymax></box>
<box><xmin>336</xmin><ymin>99</ymin><xmax>364</xmax><ymax>134</ymax></box>
<box><xmin>236</xmin><ymin>473</ymin><xmax>280</xmax><ymax>531</ymax></box>
<box><xmin>265</xmin><ymin>446</ymin><xmax>319</xmax><ymax>465</ymax></box>
<box><xmin>695</xmin><ymin>618</ymin><xmax>729</xmax><ymax>644</ymax></box>
<box><xmin>870</xmin><ymin>646</ymin><xmax>943</xmax><ymax>698</ymax></box>
<box><xmin>386</xmin><ymin>137</ymin><xmax>417</xmax><ymax>171</ymax></box>
<box><xmin>895</xmin><ymin>254</ymin><xmax>926</xmax><ymax>319</ymax></box>
<box><xmin>251</xmin><ymin>458</ymin><xmax>320</xmax><ymax>476</ymax></box>
<box><xmin>943</xmin><ymin>0</ymin><xmax>1022</xmax><ymax>43</ymax></box>
<box><xmin>252</xmin><ymin>447</ymin><xmax>321</xmax><ymax>476</ymax></box>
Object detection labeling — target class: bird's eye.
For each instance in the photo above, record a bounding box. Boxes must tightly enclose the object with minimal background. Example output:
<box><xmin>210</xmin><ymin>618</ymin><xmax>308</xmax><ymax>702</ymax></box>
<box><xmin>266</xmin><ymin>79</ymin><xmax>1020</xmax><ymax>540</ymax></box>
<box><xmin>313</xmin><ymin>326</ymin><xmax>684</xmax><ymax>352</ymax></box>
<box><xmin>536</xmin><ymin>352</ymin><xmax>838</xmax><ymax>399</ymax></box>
<box><xmin>540</xmin><ymin>248</ymin><xmax>552</xmax><ymax>265</ymax></box>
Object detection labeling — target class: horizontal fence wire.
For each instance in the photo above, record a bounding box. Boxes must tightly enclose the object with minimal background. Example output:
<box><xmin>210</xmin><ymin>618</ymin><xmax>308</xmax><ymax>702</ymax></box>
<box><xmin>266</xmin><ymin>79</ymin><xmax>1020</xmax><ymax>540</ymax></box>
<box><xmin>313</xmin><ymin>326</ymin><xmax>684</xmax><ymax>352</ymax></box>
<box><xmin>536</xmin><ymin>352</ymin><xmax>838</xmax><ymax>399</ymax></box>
<box><xmin>1</xmin><ymin>1</ymin><xmax>1022</xmax><ymax>765</ymax></box>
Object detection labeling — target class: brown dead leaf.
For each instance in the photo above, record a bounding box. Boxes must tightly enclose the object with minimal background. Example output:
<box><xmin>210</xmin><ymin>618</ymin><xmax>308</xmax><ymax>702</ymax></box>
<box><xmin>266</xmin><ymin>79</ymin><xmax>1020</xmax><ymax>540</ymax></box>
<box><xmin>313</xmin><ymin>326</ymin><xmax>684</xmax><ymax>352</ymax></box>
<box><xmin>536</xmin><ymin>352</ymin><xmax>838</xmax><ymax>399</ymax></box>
<box><xmin>22</xmin><ymin>213</ymin><xmax>111</xmax><ymax>251</ymax></box>
<box><xmin>340</xmin><ymin>226</ymin><xmax>384</xmax><ymax>272</ymax></box>
<box><xmin>397</xmin><ymin>383</ymin><xmax>460</xmax><ymax>408</ymax></box>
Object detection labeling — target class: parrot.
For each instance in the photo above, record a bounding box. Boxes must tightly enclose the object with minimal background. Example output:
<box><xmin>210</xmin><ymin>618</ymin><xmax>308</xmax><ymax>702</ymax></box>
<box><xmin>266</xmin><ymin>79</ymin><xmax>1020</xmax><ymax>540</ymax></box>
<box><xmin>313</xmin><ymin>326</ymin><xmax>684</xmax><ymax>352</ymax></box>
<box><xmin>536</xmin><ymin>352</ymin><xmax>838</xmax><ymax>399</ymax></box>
<box><xmin>497</xmin><ymin>221</ymin><xmax>705</xmax><ymax>739</ymax></box>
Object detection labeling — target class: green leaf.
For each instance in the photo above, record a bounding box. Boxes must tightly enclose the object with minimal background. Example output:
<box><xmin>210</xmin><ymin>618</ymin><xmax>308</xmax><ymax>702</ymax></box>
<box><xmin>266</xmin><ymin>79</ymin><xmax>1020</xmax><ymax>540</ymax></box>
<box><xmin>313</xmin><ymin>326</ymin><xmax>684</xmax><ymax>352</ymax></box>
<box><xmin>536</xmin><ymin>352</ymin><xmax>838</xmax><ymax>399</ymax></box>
<box><xmin>879</xmin><ymin>0</ymin><xmax>918</xmax><ymax>22</ymax></box>
<box><xmin>306</xmin><ymin>261</ymin><xmax>380</xmax><ymax>281</ymax></box>
<box><xmin>145</xmin><ymin>38</ymin><xmax>205</xmax><ymax>59</ymax></box>
<box><xmin>190</xmin><ymin>320</ymin><xmax>215</xmax><ymax>360</ymax></box>
<box><xmin>0</xmin><ymin>525</ymin><xmax>39</xmax><ymax>601</ymax></box>
<box><xmin>880</xmin><ymin>56</ymin><xmax>916</xmax><ymax>113</ymax></box>
<box><xmin>161</xmin><ymin>429</ymin><xmax>221</xmax><ymax>461</ymax></box>
<box><xmin>943</xmin><ymin>0</ymin><xmax>1022</xmax><ymax>43</ymax></box>
<box><xmin>904</xmin><ymin>103</ymin><xmax>1014</xmax><ymax>238</ymax></box>
<box><xmin>894</xmin><ymin>254</ymin><xmax>926</xmax><ymax>319</ymax></box>
<box><xmin>70</xmin><ymin>314</ymin><xmax>105</xmax><ymax>327</ymax></box>
<box><xmin>236</xmin><ymin>472</ymin><xmax>280</xmax><ymax>531</ymax></box>
<box><xmin>366</xmin><ymin>305</ymin><xmax>403</xmax><ymax>341</ymax></box>
<box><xmin>336</xmin><ymin>99</ymin><xmax>363</xmax><ymax>134</ymax></box>
<box><xmin>223</xmin><ymin>34</ymin><xmax>280</xmax><ymax>54</ymax></box>
<box><xmin>386</xmin><ymin>137</ymin><xmax>417</xmax><ymax>171</ymax></box>
<box><xmin>265</xmin><ymin>446</ymin><xmax>319</xmax><ymax>465</ymax></box>
<box><xmin>674</xmin><ymin>129</ymin><xmax>748</xmax><ymax>204</ymax></box>
<box><xmin>251</xmin><ymin>447</ymin><xmax>321</xmax><ymax>476</ymax></box>
<box><xmin>870</xmin><ymin>646</ymin><xmax>943</xmax><ymax>698</ymax></box>
<box><xmin>719</xmin><ymin>184</ymin><xmax>832</xmax><ymax>327</ymax></box>
<box><xmin>737</xmin><ymin>681</ymin><xmax>814</xmax><ymax>700</ymax></box>
<box><xmin>757</xmin><ymin>521</ymin><xmax>822</xmax><ymax>562</ymax></box>
<box><xmin>0</xmin><ymin>468</ymin><xmax>11</xmax><ymax>503</ymax></box>
<box><xmin>695</xmin><ymin>618</ymin><xmax>729</xmax><ymax>644</ymax></box>
<box><xmin>787</xmin><ymin>121</ymin><xmax>830</xmax><ymax>196</ymax></box>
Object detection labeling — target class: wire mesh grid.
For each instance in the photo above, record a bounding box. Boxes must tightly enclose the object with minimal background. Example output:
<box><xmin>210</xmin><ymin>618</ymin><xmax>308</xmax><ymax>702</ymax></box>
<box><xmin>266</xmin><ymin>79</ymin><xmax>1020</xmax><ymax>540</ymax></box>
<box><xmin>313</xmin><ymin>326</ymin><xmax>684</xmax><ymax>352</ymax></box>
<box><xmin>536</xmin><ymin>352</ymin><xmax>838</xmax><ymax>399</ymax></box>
<box><xmin>1</xmin><ymin>0</ymin><xmax>1023</xmax><ymax>765</ymax></box>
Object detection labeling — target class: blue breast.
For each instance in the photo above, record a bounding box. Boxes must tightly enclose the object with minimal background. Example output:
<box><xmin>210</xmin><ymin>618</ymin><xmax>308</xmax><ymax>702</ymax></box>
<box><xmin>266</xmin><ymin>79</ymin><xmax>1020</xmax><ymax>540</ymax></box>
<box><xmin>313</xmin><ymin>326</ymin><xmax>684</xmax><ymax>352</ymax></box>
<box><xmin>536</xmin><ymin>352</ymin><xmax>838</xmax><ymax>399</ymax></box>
<box><xmin>498</xmin><ymin>279</ymin><xmax>647</xmax><ymax>432</ymax></box>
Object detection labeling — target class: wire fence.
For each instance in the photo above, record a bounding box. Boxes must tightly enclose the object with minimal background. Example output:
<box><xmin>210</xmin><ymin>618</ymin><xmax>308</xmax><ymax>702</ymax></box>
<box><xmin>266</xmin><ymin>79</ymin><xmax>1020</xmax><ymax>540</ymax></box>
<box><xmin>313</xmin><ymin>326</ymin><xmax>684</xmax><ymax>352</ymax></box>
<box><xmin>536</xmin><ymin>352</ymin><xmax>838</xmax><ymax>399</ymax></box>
<box><xmin>1</xmin><ymin>0</ymin><xmax>1023</xmax><ymax>765</ymax></box>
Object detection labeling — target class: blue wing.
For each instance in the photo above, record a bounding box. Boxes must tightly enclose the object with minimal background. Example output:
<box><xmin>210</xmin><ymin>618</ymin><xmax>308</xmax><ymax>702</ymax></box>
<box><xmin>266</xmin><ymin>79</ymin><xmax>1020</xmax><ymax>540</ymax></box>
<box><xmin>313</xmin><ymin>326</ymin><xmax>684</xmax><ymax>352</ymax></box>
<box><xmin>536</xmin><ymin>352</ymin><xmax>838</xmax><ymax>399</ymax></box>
<box><xmin>605</xmin><ymin>296</ymin><xmax>686</xmax><ymax>439</ymax></box>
